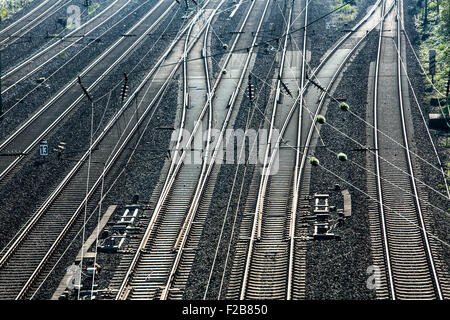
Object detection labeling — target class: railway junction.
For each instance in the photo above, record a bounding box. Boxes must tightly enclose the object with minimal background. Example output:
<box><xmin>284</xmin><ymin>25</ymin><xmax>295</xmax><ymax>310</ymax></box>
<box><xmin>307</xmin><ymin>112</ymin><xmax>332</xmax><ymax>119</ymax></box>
<box><xmin>0</xmin><ymin>0</ymin><xmax>448</xmax><ymax>301</ymax></box>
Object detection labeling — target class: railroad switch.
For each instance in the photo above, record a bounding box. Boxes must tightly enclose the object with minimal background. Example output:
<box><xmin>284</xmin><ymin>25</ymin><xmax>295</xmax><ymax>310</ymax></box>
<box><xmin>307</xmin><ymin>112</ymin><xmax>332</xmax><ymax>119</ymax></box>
<box><xmin>303</xmin><ymin>193</ymin><xmax>344</xmax><ymax>240</ymax></box>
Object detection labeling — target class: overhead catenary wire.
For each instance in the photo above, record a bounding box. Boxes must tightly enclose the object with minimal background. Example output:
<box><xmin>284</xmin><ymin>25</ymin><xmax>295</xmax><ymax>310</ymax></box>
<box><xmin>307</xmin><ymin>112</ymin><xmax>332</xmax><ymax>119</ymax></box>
<box><xmin>306</xmin><ymin>59</ymin><xmax>450</xmax><ymax>182</ymax></box>
<box><xmin>204</xmin><ymin>1</ymin><xmax>450</xmax><ymax>232</ymax></box>
<box><xmin>391</xmin><ymin>35</ymin><xmax>450</xmax><ymax>199</ymax></box>
<box><xmin>29</xmin><ymin>9</ymin><xmax>194</xmax><ymax>296</ymax></box>
<box><xmin>9</xmin><ymin>0</ymin><xmax>446</xmax><ymax>298</ymax></box>
<box><xmin>205</xmin><ymin>8</ymin><xmax>450</xmax><ymax>209</ymax></box>
<box><xmin>207</xmin><ymin>55</ymin><xmax>450</xmax><ymax>222</ymax></box>
<box><xmin>204</xmin><ymin>1</ymin><xmax>289</xmax><ymax>299</ymax></box>
<box><xmin>6</xmin><ymin>0</ymin><xmax>352</xmax><ymax>91</ymax></box>
<box><xmin>77</xmin><ymin>98</ymin><xmax>95</xmax><ymax>300</ymax></box>
<box><xmin>0</xmin><ymin>0</ymin><xmax>160</xmax><ymax>116</ymax></box>
<box><xmin>205</xmin><ymin>0</ymin><xmax>297</xmax><ymax>299</ymax></box>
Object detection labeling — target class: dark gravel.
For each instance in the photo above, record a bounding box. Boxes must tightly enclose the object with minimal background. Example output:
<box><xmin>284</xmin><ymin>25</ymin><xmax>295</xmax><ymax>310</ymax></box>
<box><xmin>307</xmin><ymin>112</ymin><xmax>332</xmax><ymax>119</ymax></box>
<box><xmin>209</xmin><ymin>0</ymin><xmax>249</xmax><ymax>79</ymax></box>
<box><xmin>0</xmin><ymin>0</ymin><xmax>158</xmax><ymax>141</ymax></box>
<box><xmin>304</xmin><ymin>34</ymin><xmax>378</xmax><ymax>300</ymax></box>
<box><xmin>402</xmin><ymin>0</ymin><xmax>450</xmax><ymax>280</ymax></box>
<box><xmin>1</xmin><ymin>0</ymin><xmax>115</xmax><ymax>72</ymax></box>
<box><xmin>33</xmin><ymin>78</ymin><xmax>180</xmax><ymax>300</ymax></box>
<box><xmin>0</xmin><ymin>0</ymin><xmax>43</xmax><ymax>28</ymax></box>
<box><xmin>0</xmin><ymin>2</ymin><xmax>186</xmax><ymax>250</ymax></box>
<box><xmin>185</xmin><ymin>0</ymin><xmax>381</xmax><ymax>301</ymax></box>
<box><xmin>0</xmin><ymin>3</ymin><xmax>192</xmax><ymax>299</ymax></box>
<box><xmin>184</xmin><ymin>0</ymin><xmax>286</xmax><ymax>300</ymax></box>
<box><xmin>308</xmin><ymin>0</ymin><xmax>376</xmax><ymax>70</ymax></box>
<box><xmin>305</xmin><ymin>0</ymin><xmax>450</xmax><ymax>299</ymax></box>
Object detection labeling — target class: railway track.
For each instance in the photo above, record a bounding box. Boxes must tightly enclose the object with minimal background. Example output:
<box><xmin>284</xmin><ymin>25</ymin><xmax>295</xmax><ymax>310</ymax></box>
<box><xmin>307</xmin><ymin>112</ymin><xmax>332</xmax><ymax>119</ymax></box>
<box><xmin>0</xmin><ymin>0</ymin><xmax>70</xmax><ymax>47</ymax></box>
<box><xmin>1</xmin><ymin>0</ymin><xmax>131</xmax><ymax>95</ymax></box>
<box><xmin>226</xmin><ymin>0</ymin><xmax>392</xmax><ymax>300</ymax></box>
<box><xmin>368</xmin><ymin>0</ymin><xmax>448</xmax><ymax>300</ymax></box>
<box><xmin>0</xmin><ymin>2</ymin><xmax>205</xmax><ymax>299</ymax></box>
<box><xmin>0</xmin><ymin>0</ymin><xmax>176</xmax><ymax>186</ymax></box>
<box><xmin>112</xmin><ymin>0</ymin><xmax>271</xmax><ymax>300</ymax></box>
<box><xmin>113</xmin><ymin>8</ymin><xmax>212</xmax><ymax>299</ymax></box>
<box><xmin>237</xmin><ymin>2</ymin><xmax>302</xmax><ymax>300</ymax></box>
<box><xmin>1</xmin><ymin>0</ymin><xmax>447</xmax><ymax>302</ymax></box>
<box><xmin>285</xmin><ymin>0</ymin><xmax>389</xmax><ymax>300</ymax></box>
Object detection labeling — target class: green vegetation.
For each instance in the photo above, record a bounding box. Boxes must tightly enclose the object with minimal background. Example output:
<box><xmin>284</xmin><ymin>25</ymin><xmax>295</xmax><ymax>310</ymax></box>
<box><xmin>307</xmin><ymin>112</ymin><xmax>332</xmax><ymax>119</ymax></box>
<box><xmin>415</xmin><ymin>0</ymin><xmax>449</xmax><ymax>96</ymax></box>
<box><xmin>0</xmin><ymin>0</ymin><xmax>34</xmax><ymax>20</ymax></box>
<box><xmin>331</xmin><ymin>0</ymin><xmax>359</xmax><ymax>23</ymax></box>
<box><xmin>88</xmin><ymin>2</ymin><xmax>100</xmax><ymax>15</ymax></box>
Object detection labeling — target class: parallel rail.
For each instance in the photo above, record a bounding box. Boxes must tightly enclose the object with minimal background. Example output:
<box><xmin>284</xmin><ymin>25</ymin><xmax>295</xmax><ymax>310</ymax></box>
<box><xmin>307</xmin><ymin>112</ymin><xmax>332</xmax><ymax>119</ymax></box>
<box><xmin>0</xmin><ymin>0</ymin><xmax>174</xmax><ymax>185</ymax></box>
<box><xmin>0</xmin><ymin>2</ymin><xmax>194</xmax><ymax>299</ymax></box>
<box><xmin>1</xmin><ymin>0</ymin><xmax>130</xmax><ymax>94</ymax></box>
<box><xmin>114</xmin><ymin>0</ymin><xmax>270</xmax><ymax>300</ymax></box>
<box><xmin>0</xmin><ymin>0</ymin><xmax>69</xmax><ymax>47</ymax></box>
<box><xmin>239</xmin><ymin>3</ymin><xmax>296</xmax><ymax>300</ymax></box>
<box><xmin>371</xmin><ymin>0</ymin><xmax>443</xmax><ymax>299</ymax></box>
<box><xmin>232</xmin><ymin>0</ymin><xmax>386</xmax><ymax>300</ymax></box>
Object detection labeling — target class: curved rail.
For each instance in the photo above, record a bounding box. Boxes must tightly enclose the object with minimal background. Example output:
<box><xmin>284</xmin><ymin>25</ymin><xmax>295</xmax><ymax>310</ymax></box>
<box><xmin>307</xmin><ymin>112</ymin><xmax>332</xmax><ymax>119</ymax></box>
<box><xmin>0</xmin><ymin>3</ymin><xmax>199</xmax><ymax>299</ymax></box>
<box><xmin>0</xmin><ymin>0</ymin><xmax>173</xmax><ymax>184</ymax></box>
<box><xmin>373</xmin><ymin>0</ymin><xmax>395</xmax><ymax>298</ymax></box>
<box><xmin>236</xmin><ymin>0</ymin><xmax>386</xmax><ymax>300</ymax></box>
<box><xmin>160</xmin><ymin>16</ymin><xmax>214</xmax><ymax>300</ymax></box>
<box><xmin>1</xmin><ymin>0</ymin><xmax>128</xmax><ymax>94</ymax></box>
<box><xmin>114</xmin><ymin>0</ymin><xmax>227</xmax><ymax>299</ymax></box>
<box><xmin>0</xmin><ymin>0</ymin><xmax>69</xmax><ymax>46</ymax></box>
<box><xmin>373</xmin><ymin>0</ymin><xmax>442</xmax><ymax>299</ymax></box>
<box><xmin>114</xmin><ymin>0</ymin><xmax>269</xmax><ymax>299</ymax></box>
<box><xmin>287</xmin><ymin>0</ymin><xmax>308</xmax><ymax>300</ymax></box>
<box><xmin>163</xmin><ymin>0</ymin><xmax>271</xmax><ymax>300</ymax></box>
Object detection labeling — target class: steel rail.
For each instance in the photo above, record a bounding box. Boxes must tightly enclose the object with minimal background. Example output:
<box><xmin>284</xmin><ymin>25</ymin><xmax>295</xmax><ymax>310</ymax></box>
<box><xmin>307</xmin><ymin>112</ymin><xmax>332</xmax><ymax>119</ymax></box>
<box><xmin>162</xmin><ymin>0</ymin><xmax>270</xmax><ymax>300</ymax></box>
<box><xmin>0</xmin><ymin>0</ymin><xmax>55</xmax><ymax>36</ymax></box>
<box><xmin>159</xmin><ymin>16</ymin><xmax>212</xmax><ymax>301</ymax></box>
<box><xmin>236</xmin><ymin>0</ymin><xmax>387</xmax><ymax>300</ymax></box>
<box><xmin>0</xmin><ymin>0</ymin><xmax>172</xmax><ymax>183</ymax></box>
<box><xmin>373</xmin><ymin>0</ymin><xmax>396</xmax><ymax>299</ymax></box>
<box><xmin>147</xmin><ymin>0</ymin><xmax>256</xmax><ymax>218</ymax></box>
<box><xmin>114</xmin><ymin>0</ymin><xmax>263</xmax><ymax>299</ymax></box>
<box><xmin>287</xmin><ymin>0</ymin><xmax>308</xmax><ymax>300</ymax></box>
<box><xmin>113</xmin><ymin>1</ymin><xmax>222</xmax><ymax>299</ymax></box>
<box><xmin>282</xmin><ymin>0</ymin><xmax>399</xmax><ymax>302</ymax></box>
<box><xmin>239</xmin><ymin>3</ymin><xmax>292</xmax><ymax>301</ymax></box>
<box><xmin>171</xmin><ymin>19</ymin><xmax>214</xmax><ymax>255</ymax></box>
<box><xmin>12</xmin><ymin>6</ymin><xmax>202</xmax><ymax>298</ymax></box>
<box><xmin>390</xmin><ymin>0</ymin><xmax>441</xmax><ymax>299</ymax></box>
<box><xmin>1</xmin><ymin>0</ymin><xmax>128</xmax><ymax>94</ymax></box>
<box><xmin>286</xmin><ymin>1</ymin><xmax>392</xmax><ymax>223</ymax></box>
<box><xmin>257</xmin><ymin>0</ymin><xmax>384</xmax><ymax>242</ymax></box>
<box><xmin>0</xmin><ymin>0</ymin><xmax>187</xmax><ymax>298</ymax></box>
